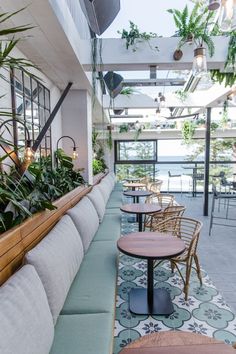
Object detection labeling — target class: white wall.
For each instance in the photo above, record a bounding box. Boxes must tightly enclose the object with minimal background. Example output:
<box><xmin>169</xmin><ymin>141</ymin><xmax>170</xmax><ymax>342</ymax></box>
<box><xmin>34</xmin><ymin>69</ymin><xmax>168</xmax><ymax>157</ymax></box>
<box><xmin>61</xmin><ymin>90</ymin><xmax>93</xmax><ymax>183</ymax></box>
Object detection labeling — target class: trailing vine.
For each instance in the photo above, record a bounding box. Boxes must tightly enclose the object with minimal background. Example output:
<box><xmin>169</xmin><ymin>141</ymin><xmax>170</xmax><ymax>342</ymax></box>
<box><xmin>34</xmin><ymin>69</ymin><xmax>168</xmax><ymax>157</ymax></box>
<box><xmin>182</xmin><ymin>120</ymin><xmax>196</xmax><ymax>144</ymax></box>
<box><xmin>118</xmin><ymin>21</ymin><xmax>159</xmax><ymax>52</ymax></box>
<box><xmin>225</xmin><ymin>31</ymin><xmax>236</xmax><ymax>70</ymax></box>
<box><xmin>210</xmin><ymin>69</ymin><xmax>236</xmax><ymax>87</ymax></box>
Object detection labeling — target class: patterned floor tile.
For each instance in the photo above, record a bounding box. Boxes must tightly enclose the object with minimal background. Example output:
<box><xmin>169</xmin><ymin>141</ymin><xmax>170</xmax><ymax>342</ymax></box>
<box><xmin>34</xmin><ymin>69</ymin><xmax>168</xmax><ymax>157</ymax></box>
<box><xmin>114</xmin><ymin>214</ymin><xmax>236</xmax><ymax>354</ymax></box>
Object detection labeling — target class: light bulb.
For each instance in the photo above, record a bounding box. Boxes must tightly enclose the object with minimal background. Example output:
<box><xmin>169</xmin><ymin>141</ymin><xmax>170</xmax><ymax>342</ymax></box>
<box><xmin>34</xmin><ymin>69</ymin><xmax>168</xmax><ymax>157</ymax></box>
<box><xmin>72</xmin><ymin>148</ymin><xmax>78</xmax><ymax>160</ymax></box>
<box><xmin>24</xmin><ymin>141</ymin><xmax>34</xmax><ymax>164</ymax></box>
<box><xmin>219</xmin><ymin>0</ymin><xmax>236</xmax><ymax>31</ymax></box>
<box><xmin>192</xmin><ymin>47</ymin><xmax>207</xmax><ymax>77</ymax></box>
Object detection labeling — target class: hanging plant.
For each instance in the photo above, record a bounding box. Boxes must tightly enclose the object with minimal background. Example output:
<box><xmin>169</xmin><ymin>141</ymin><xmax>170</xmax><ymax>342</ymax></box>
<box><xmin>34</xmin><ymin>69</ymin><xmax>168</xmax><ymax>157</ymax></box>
<box><xmin>175</xmin><ymin>90</ymin><xmax>189</xmax><ymax>103</ymax></box>
<box><xmin>107</xmin><ymin>130</ymin><xmax>113</xmax><ymax>150</ymax></box>
<box><xmin>119</xmin><ymin>124</ymin><xmax>129</xmax><ymax>133</ymax></box>
<box><xmin>225</xmin><ymin>31</ymin><xmax>236</xmax><ymax>70</ymax></box>
<box><xmin>210</xmin><ymin>69</ymin><xmax>236</xmax><ymax>87</ymax></box>
<box><xmin>182</xmin><ymin>120</ymin><xmax>196</xmax><ymax>144</ymax></box>
<box><xmin>118</xmin><ymin>21</ymin><xmax>159</xmax><ymax>52</ymax></box>
<box><xmin>168</xmin><ymin>4</ymin><xmax>216</xmax><ymax>57</ymax></box>
<box><xmin>220</xmin><ymin>100</ymin><xmax>229</xmax><ymax>129</ymax></box>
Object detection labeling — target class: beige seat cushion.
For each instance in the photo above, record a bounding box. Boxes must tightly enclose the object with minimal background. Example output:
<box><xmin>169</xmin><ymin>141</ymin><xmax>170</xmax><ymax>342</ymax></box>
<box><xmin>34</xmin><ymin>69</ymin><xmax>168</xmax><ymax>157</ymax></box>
<box><xmin>0</xmin><ymin>265</ymin><xmax>54</xmax><ymax>354</ymax></box>
<box><xmin>26</xmin><ymin>215</ymin><xmax>84</xmax><ymax>324</ymax></box>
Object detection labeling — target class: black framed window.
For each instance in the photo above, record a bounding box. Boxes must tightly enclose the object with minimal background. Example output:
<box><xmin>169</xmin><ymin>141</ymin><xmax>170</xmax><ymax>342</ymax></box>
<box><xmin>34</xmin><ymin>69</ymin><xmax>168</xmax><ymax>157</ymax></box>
<box><xmin>11</xmin><ymin>69</ymin><xmax>52</xmax><ymax>158</ymax></box>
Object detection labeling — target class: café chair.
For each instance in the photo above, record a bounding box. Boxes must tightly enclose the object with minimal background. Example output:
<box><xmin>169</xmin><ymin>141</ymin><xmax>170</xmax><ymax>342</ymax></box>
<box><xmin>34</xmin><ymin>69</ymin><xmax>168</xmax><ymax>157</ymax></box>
<box><xmin>167</xmin><ymin>170</ymin><xmax>182</xmax><ymax>195</ymax></box>
<box><xmin>144</xmin><ymin>194</ymin><xmax>175</xmax><ymax>230</ymax></box>
<box><xmin>209</xmin><ymin>184</ymin><xmax>236</xmax><ymax>235</ymax></box>
<box><xmin>148</xmin><ymin>179</ymin><xmax>163</xmax><ymax>194</ymax></box>
<box><xmin>153</xmin><ymin>216</ymin><xmax>203</xmax><ymax>300</ymax></box>
<box><xmin>150</xmin><ymin>205</ymin><xmax>186</xmax><ymax>231</ymax></box>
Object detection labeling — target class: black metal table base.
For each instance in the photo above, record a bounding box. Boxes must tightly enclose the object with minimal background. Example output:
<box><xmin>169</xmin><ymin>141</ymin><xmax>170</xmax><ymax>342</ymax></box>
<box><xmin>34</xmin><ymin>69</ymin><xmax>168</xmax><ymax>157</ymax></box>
<box><xmin>129</xmin><ymin>288</ymin><xmax>174</xmax><ymax>315</ymax></box>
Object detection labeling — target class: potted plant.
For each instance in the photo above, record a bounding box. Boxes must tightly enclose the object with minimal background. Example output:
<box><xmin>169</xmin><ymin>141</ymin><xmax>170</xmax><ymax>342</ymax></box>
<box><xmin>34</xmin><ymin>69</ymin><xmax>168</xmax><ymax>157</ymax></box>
<box><xmin>168</xmin><ymin>4</ymin><xmax>216</xmax><ymax>60</ymax></box>
<box><xmin>119</xmin><ymin>124</ymin><xmax>129</xmax><ymax>133</ymax></box>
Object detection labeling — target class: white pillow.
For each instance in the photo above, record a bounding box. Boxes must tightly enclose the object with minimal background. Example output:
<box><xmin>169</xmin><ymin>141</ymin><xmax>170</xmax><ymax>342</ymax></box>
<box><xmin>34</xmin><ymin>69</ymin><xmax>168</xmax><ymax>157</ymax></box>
<box><xmin>0</xmin><ymin>265</ymin><xmax>54</xmax><ymax>354</ymax></box>
<box><xmin>97</xmin><ymin>180</ymin><xmax>111</xmax><ymax>203</ymax></box>
<box><xmin>25</xmin><ymin>215</ymin><xmax>84</xmax><ymax>324</ymax></box>
<box><xmin>67</xmin><ymin>196</ymin><xmax>99</xmax><ymax>252</ymax></box>
<box><xmin>87</xmin><ymin>186</ymin><xmax>106</xmax><ymax>223</ymax></box>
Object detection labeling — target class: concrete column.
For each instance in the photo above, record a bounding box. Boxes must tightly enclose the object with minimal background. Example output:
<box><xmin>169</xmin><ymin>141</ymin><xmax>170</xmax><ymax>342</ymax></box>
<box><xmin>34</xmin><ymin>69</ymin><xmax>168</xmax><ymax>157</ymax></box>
<box><xmin>61</xmin><ymin>90</ymin><xmax>93</xmax><ymax>184</ymax></box>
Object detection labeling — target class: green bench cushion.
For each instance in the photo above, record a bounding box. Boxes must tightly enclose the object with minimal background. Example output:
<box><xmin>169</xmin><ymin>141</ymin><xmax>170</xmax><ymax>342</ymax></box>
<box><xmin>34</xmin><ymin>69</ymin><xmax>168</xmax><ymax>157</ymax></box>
<box><xmin>113</xmin><ymin>182</ymin><xmax>123</xmax><ymax>191</ymax></box>
<box><xmin>61</xmin><ymin>241</ymin><xmax>118</xmax><ymax>315</ymax></box>
<box><xmin>50</xmin><ymin>313</ymin><xmax>113</xmax><ymax>354</ymax></box>
<box><xmin>93</xmin><ymin>214</ymin><xmax>121</xmax><ymax>242</ymax></box>
<box><xmin>106</xmin><ymin>191</ymin><xmax>123</xmax><ymax>209</ymax></box>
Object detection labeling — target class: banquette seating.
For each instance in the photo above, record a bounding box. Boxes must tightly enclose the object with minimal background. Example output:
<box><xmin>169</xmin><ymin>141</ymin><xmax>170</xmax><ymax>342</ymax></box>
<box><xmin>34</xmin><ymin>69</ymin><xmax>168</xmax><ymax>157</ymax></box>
<box><xmin>0</xmin><ymin>173</ymin><xmax>122</xmax><ymax>354</ymax></box>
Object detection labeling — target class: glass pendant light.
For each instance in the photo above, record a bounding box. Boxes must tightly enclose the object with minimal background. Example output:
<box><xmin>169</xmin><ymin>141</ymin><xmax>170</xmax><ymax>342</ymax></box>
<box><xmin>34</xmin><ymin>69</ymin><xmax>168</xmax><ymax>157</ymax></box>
<box><xmin>24</xmin><ymin>140</ymin><xmax>35</xmax><ymax>164</ymax></box>
<box><xmin>219</xmin><ymin>0</ymin><xmax>236</xmax><ymax>32</ymax></box>
<box><xmin>192</xmin><ymin>47</ymin><xmax>208</xmax><ymax>77</ymax></box>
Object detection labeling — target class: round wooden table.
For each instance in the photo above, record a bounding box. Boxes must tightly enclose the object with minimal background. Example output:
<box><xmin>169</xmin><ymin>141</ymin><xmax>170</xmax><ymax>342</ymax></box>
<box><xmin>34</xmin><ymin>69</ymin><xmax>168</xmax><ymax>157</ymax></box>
<box><xmin>120</xmin><ymin>203</ymin><xmax>161</xmax><ymax>231</ymax></box>
<box><xmin>123</xmin><ymin>182</ymin><xmax>146</xmax><ymax>191</ymax></box>
<box><xmin>123</xmin><ymin>190</ymin><xmax>153</xmax><ymax>203</ymax></box>
<box><xmin>119</xmin><ymin>331</ymin><xmax>236</xmax><ymax>353</ymax></box>
<box><xmin>117</xmin><ymin>232</ymin><xmax>185</xmax><ymax>315</ymax></box>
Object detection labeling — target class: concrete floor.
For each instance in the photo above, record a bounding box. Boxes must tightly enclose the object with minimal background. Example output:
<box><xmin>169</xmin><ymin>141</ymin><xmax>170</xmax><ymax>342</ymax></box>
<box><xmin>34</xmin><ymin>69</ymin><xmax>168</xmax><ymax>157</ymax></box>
<box><xmin>174</xmin><ymin>192</ymin><xmax>236</xmax><ymax>313</ymax></box>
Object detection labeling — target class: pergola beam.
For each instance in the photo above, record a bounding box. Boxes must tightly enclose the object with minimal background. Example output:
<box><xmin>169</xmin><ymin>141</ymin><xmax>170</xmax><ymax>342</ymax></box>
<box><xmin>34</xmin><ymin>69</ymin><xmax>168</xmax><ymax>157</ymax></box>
<box><xmin>82</xmin><ymin>37</ymin><xmax>230</xmax><ymax>72</ymax></box>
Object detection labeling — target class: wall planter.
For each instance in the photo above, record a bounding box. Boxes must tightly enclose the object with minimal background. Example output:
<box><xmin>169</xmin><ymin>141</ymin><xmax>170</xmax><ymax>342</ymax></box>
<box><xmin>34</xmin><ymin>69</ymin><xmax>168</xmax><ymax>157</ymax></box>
<box><xmin>0</xmin><ymin>172</ymin><xmax>107</xmax><ymax>285</ymax></box>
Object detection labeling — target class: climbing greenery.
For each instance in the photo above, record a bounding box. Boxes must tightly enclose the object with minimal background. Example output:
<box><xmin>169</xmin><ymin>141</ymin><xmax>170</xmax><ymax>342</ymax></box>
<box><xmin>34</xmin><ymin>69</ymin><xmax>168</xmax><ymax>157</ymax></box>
<box><xmin>118</xmin><ymin>21</ymin><xmax>159</xmax><ymax>52</ymax></box>
<box><xmin>182</xmin><ymin>120</ymin><xmax>196</xmax><ymax>145</ymax></box>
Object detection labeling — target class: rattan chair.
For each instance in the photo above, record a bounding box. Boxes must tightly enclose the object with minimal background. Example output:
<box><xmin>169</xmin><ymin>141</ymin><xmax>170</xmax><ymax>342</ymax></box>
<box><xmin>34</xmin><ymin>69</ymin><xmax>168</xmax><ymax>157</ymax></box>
<box><xmin>144</xmin><ymin>194</ymin><xmax>175</xmax><ymax>230</ymax></box>
<box><xmin>138</xmin><ymin>176</ymin><xmax>150</xmax><ymax>190</ymax></box>
<box><xmin>148</xmin><ymin>179</ymin><xmax>163</xmax><ymax>194</ymax></box>
<box><xmin>153</xmin><ymin>216</ymin><xmax>203</xmax><ymax>300</ymax></box>
<box><xmin>150</xmin><ymin>205</ymin><xmax>186</xmax><ymax>231</ymax></box>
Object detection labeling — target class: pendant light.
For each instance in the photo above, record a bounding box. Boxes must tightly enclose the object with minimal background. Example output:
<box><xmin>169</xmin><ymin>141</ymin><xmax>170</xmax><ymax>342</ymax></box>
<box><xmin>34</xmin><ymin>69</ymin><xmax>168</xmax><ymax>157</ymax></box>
<box><xmin>218</xmin><ymin>0</ymin><xmax>236</xmax><ymax>32</ymax></box>
<box><xmin>192</xmin><ymin>47</ymin><xmax>208</xmax><ymax>77</ymax></box>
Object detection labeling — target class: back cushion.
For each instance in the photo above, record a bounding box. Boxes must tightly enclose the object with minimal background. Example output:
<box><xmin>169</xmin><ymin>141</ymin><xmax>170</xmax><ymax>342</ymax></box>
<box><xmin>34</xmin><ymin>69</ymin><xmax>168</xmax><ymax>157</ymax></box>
<box><xmin>103</xmin><ymin>174</ymin><xmax>115</xmax><ymax>190</ymax></box>
<box><xmin>67</xmin><ymin>196</ymin><xmax>99</xmax><ymax>252</ymax></box>
<box><xmin>25</xmin><ymin>215</ymin><xmax>84</xmax><ymax>324</ymax></box>
<box><xmin>97</xmin><ymin>180</ymin><xmax>111</xmax><ymax>203</ymax></box>
<box><xmin>0</xmin><ymin>265</ymin><xmax>54</xmax><ymax>354</ymax></box>
<box><xmin>87</xmin><ymin>186</ymin><xmax>106</xmax><ymax>223</ymax></box>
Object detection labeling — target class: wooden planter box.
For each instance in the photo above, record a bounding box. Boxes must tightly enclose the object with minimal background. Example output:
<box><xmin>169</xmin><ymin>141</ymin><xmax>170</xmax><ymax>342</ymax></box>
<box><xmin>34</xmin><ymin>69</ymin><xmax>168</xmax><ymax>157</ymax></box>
<box><xmin>0</xmin><ymin>172</ymin><xmax>107</xmax><ymax>285</ymax></box>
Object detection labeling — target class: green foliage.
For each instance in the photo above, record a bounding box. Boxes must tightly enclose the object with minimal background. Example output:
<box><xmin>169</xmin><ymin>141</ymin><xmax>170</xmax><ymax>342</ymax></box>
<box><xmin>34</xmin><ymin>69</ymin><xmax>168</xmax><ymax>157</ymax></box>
<box><xmin>0</xmin><ymin>154</ymin><xmax>85</xmax><ymax>233</ymax></box>
<box><xmin>118</xmin><ymin>21</ymin><xmax>159</xmax><ymax>52</ymax></box>
<box><xmin>119</xmin><ymin>124</ymin><xmax>129</xmax><ymax>133</ymax></box>
<box><xmin>225</xmin><ymin>31</ymin><xmax>236</xmax><ymax>70</ymax></box>
<box><xmin>220</xmin><ymin>101</ymin><xmax>229</xmax><ymax>128</ymax></box>
<box><xmin>92</xmin><ymin>159</ymin><xmax>106</xmax><ymax>175</ymax></box>
<box><xmin>0</xmin><ymin>8</ymin><xmax>38</xmax><ymax>80</ymax></box>
<box><xmin>120</xmin><ymin>87</ymin><xmax>135</xmax><ymax>96</ymax></box>
<box><xmin>175</xmin><ymin>90</ymin><xmax>189</xmax><ymax>103</ymax></box>
<box><xmin>211</xmin><ymin>69</ymin><xmax>236</xmax><ymax>87</ymax></box>
<box><xmin>107</xmin><ymin>130</ymin><xmax>113</xmax><ymax>150</ymax></box>
<box><xmin>182</xmin><ymin>120</ymin><xmax>196</xmax><ymax>144</ymax></box>
<box><xmin>168</xmin><ymin>4</ymin><xmax>216</xmax><ymax>56</ymax></box>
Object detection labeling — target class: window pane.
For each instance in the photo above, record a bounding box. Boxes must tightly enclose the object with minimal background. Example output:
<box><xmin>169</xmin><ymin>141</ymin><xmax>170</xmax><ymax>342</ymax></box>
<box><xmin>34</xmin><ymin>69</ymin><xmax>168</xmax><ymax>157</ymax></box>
<box><xmin>117</xmin><ymin>141</ymin><xmax>156</xmax><ymax>161</ymax></box>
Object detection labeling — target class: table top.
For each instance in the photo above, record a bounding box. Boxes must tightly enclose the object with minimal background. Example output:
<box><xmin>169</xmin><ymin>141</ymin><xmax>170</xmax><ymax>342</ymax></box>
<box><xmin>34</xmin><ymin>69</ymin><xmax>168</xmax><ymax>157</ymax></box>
<box><xmin>120</xmin><ymin>331</ymin><xmax>235</xmax><ymax>354</ymax></box>
<box><xmin>123</xmin><ymin>182</ymin><xmax>146</xmax><ymax>188</ymax></box>
<box><xmin>117</xmin><ymin>232</ymin><xmax>185</xmax><ymax>260</ymax></box>
<box><xmin>120</xmin><ymin>203</ymin><xmax>161</xmax><ymax>215</ymax></box>
<box><xmin>123</xmin><ymin>190</ymin><xmax>153</xmax><ymax>197</ymax></box>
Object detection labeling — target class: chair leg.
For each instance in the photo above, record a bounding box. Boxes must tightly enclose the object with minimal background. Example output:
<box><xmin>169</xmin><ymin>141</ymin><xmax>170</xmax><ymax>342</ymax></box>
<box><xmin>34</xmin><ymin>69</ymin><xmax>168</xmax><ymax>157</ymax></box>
<box><xmin>194</xmin><ymin>254</ymin><xmax>202</xmax><ymax>286</ymax></box>
<box><xmin>184</xmin><ymin>257</ymin><xmax>193</xmax><ymax>300</ymax></box>
<box><xmin>170</xmin><ymin>260</ymin><xmax>175</xmax><ymax>273</ymax></box>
